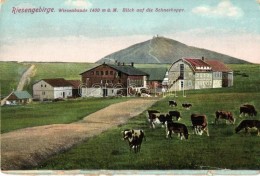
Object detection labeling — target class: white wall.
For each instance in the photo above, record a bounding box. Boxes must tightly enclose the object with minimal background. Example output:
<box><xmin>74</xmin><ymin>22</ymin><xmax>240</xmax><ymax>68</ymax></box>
<box><xmin>54</xmin><ymin>87</ymin><xmax>72</xmax><ymax>99</ymax></box>
<box><xmin>33</xmin><ymin>80</ymin><xmax>54</xmax><ymax>100</ymax></box>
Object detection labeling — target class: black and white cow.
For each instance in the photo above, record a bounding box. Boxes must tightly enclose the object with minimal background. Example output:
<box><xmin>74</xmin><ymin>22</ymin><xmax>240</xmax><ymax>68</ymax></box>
<box><xmin>148</xmin><ymin>113</ymin><xmax>172</xmax><ymax>128</ymax></box>
<box><xmin>165</xmin><ymin>121</ymin><xmax>189</xmax><ymax>140</ymax></box>
<box><xmin>190</xmin><ymin>114</ymin><xmax>209</xmax><ymax>136</ymax></box>
<box><xmin>122</xmin><ymin>129</ymin><xmax>146</xmax><ymax>153</ymax></box>
<box><xmin>169</xmin><ymin>100</ymin><xmax>177</xmax><ymax>107</ymax></box>
<box><xmin>235</xmin><ymin>120</ymin><xmax>260</xmax><ymax>135</ymax></box>
<box><xmin>182</xmin><ymin>103</ymin><xmax>192</xmax><ymax>109</ymax></box>
<box><xmin>168</xmin><ymin>111</ymin><xmax>181</xmax><ymax>121</ymax></box>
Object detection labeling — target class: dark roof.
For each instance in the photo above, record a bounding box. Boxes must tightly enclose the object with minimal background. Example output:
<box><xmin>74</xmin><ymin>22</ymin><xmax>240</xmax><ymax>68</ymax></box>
<box><xmin>205</xmin><ymin>60</ymin><xmax>232</xmax><ymax>72</ymax></box>
<box><xmin>7</xmin><ymin>91</ymin><xmax>32</xmax><ymax>100</ymax></box>
<box><xmin>141</xmin><ymin>68</ymin><xmax>167</xmax><ymax>81</ymax></box>
<box><xmin>43</xmin><ymin>78</ymin><xmax>72</xmax><ymax>87</ymax></box>
<box><xmin>67</xmin><ymin>80</ymin><xmax>81</xmax><ymax>89</ymax></box>
<box><xmin>107</xmin><ymin>64</ymin><xmax>149</xmax><ymax>76</ymax></box>
<box><xmin>80</xmin><ymin>63</ymin><xmax>149</xmax><ymax>76</ymax></box>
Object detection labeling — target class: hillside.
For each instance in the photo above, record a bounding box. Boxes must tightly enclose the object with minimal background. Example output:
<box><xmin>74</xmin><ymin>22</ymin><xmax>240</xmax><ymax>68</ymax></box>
<box><xmin>96</xmin><ymin>37</ymin><xmax>248</xmax><ymax>64</ymax></box>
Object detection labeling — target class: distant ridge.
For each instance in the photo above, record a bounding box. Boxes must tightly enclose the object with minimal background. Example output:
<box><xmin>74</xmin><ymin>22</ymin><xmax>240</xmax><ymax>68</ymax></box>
<box><xmin>96</xmin><ymin>36</ymin><xmax>248</xmax><ymax>64</ymax></box>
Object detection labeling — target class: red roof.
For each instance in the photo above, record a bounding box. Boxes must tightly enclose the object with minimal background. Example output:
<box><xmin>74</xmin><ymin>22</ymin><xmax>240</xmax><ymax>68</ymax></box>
<box><xmin>43</xmin><ymin>78</ymin><xmax>72</xmax><ymax>87</ymax></box>
<box><xmin>67</xmin><ymin>80</ymin><xmax>81</xmax><ymax>89</ymax></box>
<box><xmin>205</xmin><ymin>60</ymin><xmax>232</xmax><ymax>72</ymax></box>
<box><xmin>183</xmin><ymin>58</ymin><xmax>212</xmax><ymax>71</ymax></box>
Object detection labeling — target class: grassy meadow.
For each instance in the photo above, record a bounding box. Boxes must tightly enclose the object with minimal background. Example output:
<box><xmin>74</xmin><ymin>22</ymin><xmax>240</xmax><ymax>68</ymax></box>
<box><xmin>1</xmin><ymin>97</ymin><xmax>127</xmax><ymax>133</ymax></box>
<box><xmin>35</xmin><ymin>64</ymin><xmax>259</xmax><ymax>170</ymax></box>
<box><xmin>0</xmin><ymin>62</ymin><xmax>30</xmax><ymax>96</ymax></box>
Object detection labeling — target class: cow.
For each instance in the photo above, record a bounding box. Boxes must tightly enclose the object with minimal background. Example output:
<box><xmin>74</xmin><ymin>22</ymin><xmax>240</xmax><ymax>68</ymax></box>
<box><xmin>215</xmin><ymin>110</ymin><xmax>235</xmax><ymax>124</ymax></box>
<box><xmin>122</xmin><ymin>129</ymin><xmax>146</xmax><ymax>153</ymax></box>
<box><xmin>182</xmin><ymin>103</ymin><xmax>192</xmax><ymax>109</ymax></box>
<box><xmin>165</xmin><ymin>121</ymin><xmax>189</xmax><ymax>140</ymax></box>
<box><xmin>168</xmin><ymin>111</ymin><xmax>181</xmax><ymax>121</ymax></box>
<box><xmin>148</xmin><ymin>113</ymin><xmax>172</xmax><ymax>128</ymax></box>
<box><xmin>240</xmin><ymin>104</ymin><xmax>257</xmax><ymax>117</ymax></box>
<box><xmin>169</xmin><ymin>100</ymin><xmax>177</xmax><ymax>107</ymax></box>
<box><xmin>235</xmin><ymin>120</ymin><xmax>260</xmax><ymax>136</ymax></box>
<box><xmin>190</xmin><ymin>114</ymin><xmax>209</xmax><ymax>136</ymax></box>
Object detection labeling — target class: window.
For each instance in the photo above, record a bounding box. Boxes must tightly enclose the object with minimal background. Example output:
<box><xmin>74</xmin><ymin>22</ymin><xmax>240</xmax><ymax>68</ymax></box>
<box><xmin>42</xmin><ymin>91</ymin><xmax>45</xmax><ymax>95</ymax></box>
<box><xmin>110</xmin><ymin>71</ymin><xmax>113</xmax><ymax>75</ymax></box>
<box><xmin>45</xmin><ymin>85</ymin><xmax>46</xmax><ymax>87</ymax></box>
<box><xmin>41</xmin><ymin>84</ymin><xmax>43</xmax><ymax>87</ymax></box>
<box><xmin>101</xmin><ymin>71</ymin><xmax>104</xmax><ymax>75</ymax></box>
<box><xmin>105</xmin><ymin>71</ymin><xmax>108</xmax><ymax>75</ymax></box>
<box><xmin>96</xmin><ymin>71</ymin><xmax>99</xmax><ymax>75</ymax></box>
<box><xmin>180</xmin><ymin>64</ymin><xmax>184</xmax><ymax>79</ymax></box>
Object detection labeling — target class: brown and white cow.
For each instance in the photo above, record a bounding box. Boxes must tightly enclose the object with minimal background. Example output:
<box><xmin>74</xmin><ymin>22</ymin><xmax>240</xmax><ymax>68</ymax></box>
<box><xmin>235</xmin><ymin>120</ymin><xmax>260</xmax><ymax>136</ymax></box>
<box><xmin>122</xmin><ymin>129</ymin><xmax>146</xmax><ymax>153</ymax></box>
<box><xmin>165</xmin><ymin>121</ymin><xmax>189</xmax><ymax>140</ymax></box>
<box><xmin>240</xmin><ymin>104</ymin><xmax>257</xmax><ymax>117</ymax></box>
<box><xmin>190</xmin><ymin>114</ymin><xmax>209</xmax><ymax>136</ymax></box>
<box><xmin>215</xmin><ymin>110</ymin><xmax>235</xmax><ymax>124</ymax></box>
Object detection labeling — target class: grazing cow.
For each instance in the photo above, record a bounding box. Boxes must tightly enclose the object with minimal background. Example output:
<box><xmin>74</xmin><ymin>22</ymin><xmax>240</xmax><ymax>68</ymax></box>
<box><xmin>235</xmin><ymin>120</ymin><xmax>260</xmax><ymax>136</ymax></box>
<box><xmin>190</xmin><ymin>114</ymin><xmax>209</xmax><ymax>136</ymax></box>
<box><xmin>240</xmin><ymin>105</ymin><xmax>257</xmax><ymax>117</ymax></box>
<box><xmin>182</xmin><ymin>103</ymin><xmax>192</xmax><ymax>109</ymax></box>
<box><xmin>122</xmin><ymin>129</ymin><xmax>146</xmax><ymax>153</ymax></box>
<box><xmin>147</xmin><ymin>110</ymin><xmax>160</xmax><ymax>119</ymax></box>
<box><xmin>165</xmin><ymin>121</ymin><xmax>189</xmax><ymax>140</ymax></box>
<box><xmin>168</xmin><ymin>111</ymin><xmax>181</xmax><ymax>121</ymax></box>
<box><xmin>169</xmin><ymin>100</ymin><xmax>177</xmax><ymax>107</ymax></box>
<box><xmin>149</xmin><ymin>113</ymin><xmax>172</xmax><ymax>128</ymax></box>
<box><xmin>215</xmin><ymin>110</ymin><xmax>235</xmax><ymax>124</ymax></box>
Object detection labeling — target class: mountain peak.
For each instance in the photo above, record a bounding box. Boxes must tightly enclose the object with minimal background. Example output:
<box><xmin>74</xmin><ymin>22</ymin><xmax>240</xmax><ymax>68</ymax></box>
<box><xmin>96</xmin><ymin>37</ymin><xmax>248</xmax><ymax>64</ymax></box>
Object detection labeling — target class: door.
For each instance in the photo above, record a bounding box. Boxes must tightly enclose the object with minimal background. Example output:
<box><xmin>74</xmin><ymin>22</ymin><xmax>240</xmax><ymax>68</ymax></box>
<box><xmin>63</xmin><ymin>92</ymin><xmax>65</xmax><ymax>98</ymax></box>
<box><xmin>103</xmin><ymin>89</ymin><xmax>108</xmax><ymax>97</ymax></box>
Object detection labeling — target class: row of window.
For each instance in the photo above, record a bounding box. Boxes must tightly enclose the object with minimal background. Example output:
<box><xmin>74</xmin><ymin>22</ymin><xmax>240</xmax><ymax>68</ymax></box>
<box><xmin>91</xmin><ymin>70</ymin><xmax>117</xmax><ymax>76</ymax></box>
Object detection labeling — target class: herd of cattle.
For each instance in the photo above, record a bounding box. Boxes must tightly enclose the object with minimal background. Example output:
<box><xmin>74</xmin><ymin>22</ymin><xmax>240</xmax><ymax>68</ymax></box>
<box><xmin>122</xmin><ymin>100</ymin><xmax>259</xmax><ymax>153</ymax></box>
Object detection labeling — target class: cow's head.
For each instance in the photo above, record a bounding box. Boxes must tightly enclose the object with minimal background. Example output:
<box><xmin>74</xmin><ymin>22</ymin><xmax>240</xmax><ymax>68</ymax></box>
<box><xmin>121</xmin><ymin>129</ymin><xmax>133</xmax><ymax>141</ymax></box>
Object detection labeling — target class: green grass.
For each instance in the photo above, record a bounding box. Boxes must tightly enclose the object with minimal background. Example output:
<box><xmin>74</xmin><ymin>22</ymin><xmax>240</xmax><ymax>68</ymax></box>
<box><xmin>34</xmin><ymin>64</ymin><xmax>260</xmax><ymax>170</ymax></box>
<box><xmin>1</xmin><ymin>97</ymin><xmax>127</xmax><ymax>133</ymax></box>
<box><xmin>0</xmin><ymin>61</ymin><xmax>30</xmax><ymax>96</ymax></box>
<box><xmin>37</xmin><ymin>92</ymin><xmax>260</xmax><ymax>170</ymax></box>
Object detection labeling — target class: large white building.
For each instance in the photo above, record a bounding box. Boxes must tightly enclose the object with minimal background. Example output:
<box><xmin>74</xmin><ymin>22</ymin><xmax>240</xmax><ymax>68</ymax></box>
<box><xmin>33</xmin><ymin>78</ymin><xmax>73</xmax><ymax>100</ymax></box>
<box><xmin>167</xmin><ymin>57</ymin><xmax>233</xmax><ymax>91</ymax></box>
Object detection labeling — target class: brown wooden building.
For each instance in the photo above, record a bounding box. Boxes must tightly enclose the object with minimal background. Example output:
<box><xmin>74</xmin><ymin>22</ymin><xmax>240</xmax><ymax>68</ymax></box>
<box><xmin>80</xmin><ymin>63</ymin><xmax>149</xmax><ymax>97</ymax></box>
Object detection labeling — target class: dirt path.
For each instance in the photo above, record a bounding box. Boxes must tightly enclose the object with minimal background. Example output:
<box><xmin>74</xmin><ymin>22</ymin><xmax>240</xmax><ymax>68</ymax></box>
<box><xmin>16</xmin><ymin>64</ymin><xmax>36</xmax><ymax>91</ymax></box>
<box><xmin>1</xmin><ymin>98</ymin><xmax>159</xmax><ymax>170</ymax></box>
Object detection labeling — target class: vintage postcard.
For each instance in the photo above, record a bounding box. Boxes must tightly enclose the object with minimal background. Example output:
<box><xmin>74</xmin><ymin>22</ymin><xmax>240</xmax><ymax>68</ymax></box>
<box><xmin>0</xmin><ymin>0</ymin><xmax>259</xmax><ymax>175</ymax></box>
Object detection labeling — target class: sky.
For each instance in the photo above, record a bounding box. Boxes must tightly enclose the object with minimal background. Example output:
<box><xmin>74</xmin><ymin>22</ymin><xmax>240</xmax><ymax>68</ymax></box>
<box><xmin>0</xmin><ymin>0</ymin><xmax>260</xmax><ymax>63</ymax></box>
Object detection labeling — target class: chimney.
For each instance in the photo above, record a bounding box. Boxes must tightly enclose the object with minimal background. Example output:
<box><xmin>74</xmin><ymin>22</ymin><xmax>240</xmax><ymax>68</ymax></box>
<box><xmin>202</xmin><ymin>57</ymin><xmax>205</xmax><ymax>61</ymax></box>
<box><xmin>131</xmin><ymin>62</ymin><xmax>134</xmax><ymax>67</ymax></box>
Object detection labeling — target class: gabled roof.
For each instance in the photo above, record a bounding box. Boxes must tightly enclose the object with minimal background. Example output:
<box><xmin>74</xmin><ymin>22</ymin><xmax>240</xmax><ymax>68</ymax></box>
<box><xmin>205</xmin><ymin>60</ymin><xmax>232</xmax><ymax>72</ymax></box>
<box><xmin>183</xmin><ymin>58</ymin><xmax>212</xmax><ymax>72</ymax></box>
<box><xmin>141</xmin><ymin>68</ymin><xmax>167</xmax><ymax>81</ymax></box>
<box><xmin>8</xmin><ymin>91</ymin><xmax>32</xmax><ymax>100</ymax></box>
<box><xmin>67</xmin><ymin>80</ymin><xmax>81</xmax><ymax>89</ymax></box>
<box><xmin>80</xmin><ymin>63</ymin><xmax>149</xmax><ymax>76</ymax></box>
<box><xmin>42</xmin><ymin>78</ymin><xmax>72</xmax><ymax>87</ymax></box>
